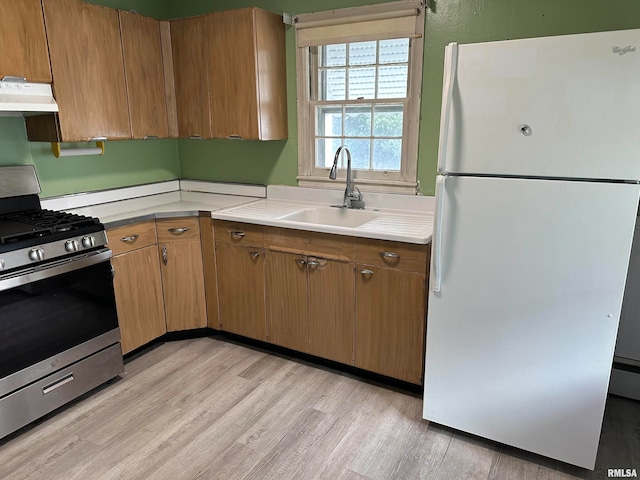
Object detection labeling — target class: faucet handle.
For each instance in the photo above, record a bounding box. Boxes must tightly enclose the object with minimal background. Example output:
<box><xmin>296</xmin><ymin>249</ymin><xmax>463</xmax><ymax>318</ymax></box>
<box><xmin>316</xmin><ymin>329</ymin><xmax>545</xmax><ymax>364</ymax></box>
<box><xmin>348</xmin><ymin>186</ymin><xmax>363</xmax><ymax>201</ymax></box>
<box><xmin>346</xmin><ymin>187</ymin><xmax>365</xmax><ymax>209</ymax></box>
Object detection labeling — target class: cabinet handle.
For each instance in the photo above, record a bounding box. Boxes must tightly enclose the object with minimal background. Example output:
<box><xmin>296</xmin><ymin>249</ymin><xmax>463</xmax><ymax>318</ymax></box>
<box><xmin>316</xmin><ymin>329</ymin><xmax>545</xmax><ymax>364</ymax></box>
<box><xmin>120</xmin><ymin>234</ymin><xmax>139</xmax><ymax>243</ymax></box>
<box><xmin>361</xmin><ymin>269</ymin><xmax>374</xmax><ymax>276</ymax></box>
<box><xmin>249</xmin><ymin>250</ymin><xmax>260</xmax><ymax>259</ymax></box>
<box><xmin>295</xmin><ymin>258</ymin><xmax>307</xmax><ymax>266</ymax></box>
<box><xmin>306</xmin><ymin>259</ymin><xmax>320</xmax><ymax>268</ymax></box>
<box><xmin>168</xmin><ymin>227</ymin><xmax>189</xmax><ymax>235</ymax></box>
<box><xmin>189</xmin><ymin>135</ymin><xmax>204</xmax><ymax>140</ymax></box>
<box><xmin>162</xmin><ymin>245</ymin><xmax>168</xmax><ymax>265</ymax></box>
<box><xmin>230</xmin><ymin>231</ymin><xmax>246</xmax><ymax>240</ymax></box>
<box><xmin>143</xmin><ymin>136</ymin><xmax>158</xmax><ymax>140</ymax></box>
<box><xmin>227</xmin><ymin>134</ymin><xmax>244</xmax><ymax>140</ymax></box>
<box><xmin>380</xmin><ymin>252</ymin><xmax>400</xmax><ymax>259</ymax></box>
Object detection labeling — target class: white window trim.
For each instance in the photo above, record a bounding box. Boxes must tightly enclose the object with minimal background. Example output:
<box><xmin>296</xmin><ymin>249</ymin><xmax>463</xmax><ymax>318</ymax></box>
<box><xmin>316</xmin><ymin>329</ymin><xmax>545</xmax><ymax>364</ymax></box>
<box><xmin>295</xmin><ymin>1</ymin><xmax>426</xmax><ymax>195</ymax></box>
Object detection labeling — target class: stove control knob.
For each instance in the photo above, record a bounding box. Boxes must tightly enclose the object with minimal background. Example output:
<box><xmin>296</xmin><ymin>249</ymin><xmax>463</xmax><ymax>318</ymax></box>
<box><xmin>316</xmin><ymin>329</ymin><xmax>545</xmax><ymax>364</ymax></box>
<box><xmin>65</xmin><ymin>240</ymin><xmax>79</xmax><ymax>252</ymax></box>
<box><xmin>0</xmin><ymin>259</ymin><xmax>5</xmax><ymax>271</ymax></box>
<box><xmin>81</xmin><ymin>236</ymin><xmax>96</xmax><ymax>248</ymax></box>
<box><xmin>29</xmin><ymin>248</ymin><xmax>45</xmax><ymax>262</ymax></box>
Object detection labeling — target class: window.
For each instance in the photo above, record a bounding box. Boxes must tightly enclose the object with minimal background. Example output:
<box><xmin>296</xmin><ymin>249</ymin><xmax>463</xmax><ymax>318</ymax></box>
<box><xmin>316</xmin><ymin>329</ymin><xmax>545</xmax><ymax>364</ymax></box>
<box><xmin>295</xmin><ymin>1</ymin><xmax>426</xmax><ymax>194</ymax></box>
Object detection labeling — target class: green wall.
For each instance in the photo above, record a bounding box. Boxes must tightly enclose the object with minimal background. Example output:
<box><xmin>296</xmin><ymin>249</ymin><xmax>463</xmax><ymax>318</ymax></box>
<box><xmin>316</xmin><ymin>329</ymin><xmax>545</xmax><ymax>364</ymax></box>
<box><xmin>172</xmin><ymin>0</ymin><xmax>640</xmax><ymax>195</ymax></box>
<box><xmin>1</xmin><ymin>0</ymin><xmax>639</xmax><ymax>198</ymax></box>
<box><xmin>0</xmin><ymin>0</ymin><xmax>180</xmax><ymax>198</ymax></box>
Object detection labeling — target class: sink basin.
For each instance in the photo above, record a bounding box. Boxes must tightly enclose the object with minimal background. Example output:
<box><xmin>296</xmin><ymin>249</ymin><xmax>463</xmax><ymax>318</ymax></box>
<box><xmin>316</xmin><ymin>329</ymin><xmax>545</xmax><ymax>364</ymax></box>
<box><xmin>279</xmin><ymin>206</ymin><xmax>377</xmax><ymax>228</ymax></box>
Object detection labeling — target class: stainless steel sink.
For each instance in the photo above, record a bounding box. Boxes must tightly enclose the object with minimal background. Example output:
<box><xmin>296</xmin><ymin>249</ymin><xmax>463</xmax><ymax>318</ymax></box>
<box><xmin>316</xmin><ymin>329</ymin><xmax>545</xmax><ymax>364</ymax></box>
<box><xmin>279</xmin><ymin>206</ymin><xmax>377</xmax><ymax>228</ymax></box>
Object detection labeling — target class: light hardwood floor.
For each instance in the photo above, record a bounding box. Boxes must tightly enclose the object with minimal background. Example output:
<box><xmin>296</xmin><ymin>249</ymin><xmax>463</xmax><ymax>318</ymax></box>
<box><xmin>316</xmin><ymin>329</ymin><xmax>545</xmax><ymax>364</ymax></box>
<box><xmin>0</xmin><ymin>337</ymin><xmax>638</xmax><ymax>480</ymax></box>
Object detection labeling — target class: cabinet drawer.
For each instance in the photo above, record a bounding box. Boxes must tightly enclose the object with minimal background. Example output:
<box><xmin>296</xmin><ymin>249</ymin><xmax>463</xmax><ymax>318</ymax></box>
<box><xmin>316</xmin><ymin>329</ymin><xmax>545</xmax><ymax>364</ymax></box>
<box><xmin>356</xmin><ymin>238</ymin><xmax>430</xmax><ymax>274</ymax></box>
<box><xmin>156</xmin><ymin>217</ymin><xmax>201</xmax><ymax>243</ymax></box>
<box><xmin>264</xmin><ymin>227</ymin><xmax>355</xmax><ymax>262</ymax></box>
<box><xmin>107</xmin><ymin>220</ymin><xmax>157</xmax><ymax>256</ymax></box>
<box><xmin>214</xmin><ymin>220</ymin><xmax>263</xmax><ymax>246</ymax></box>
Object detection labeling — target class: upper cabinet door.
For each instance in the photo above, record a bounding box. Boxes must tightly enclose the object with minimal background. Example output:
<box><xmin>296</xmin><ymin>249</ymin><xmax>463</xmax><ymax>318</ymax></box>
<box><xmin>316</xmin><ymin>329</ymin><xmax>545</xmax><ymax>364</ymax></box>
<box><xmin>0</xmin><ymin>0</ymin><xmax>51</xmax><ymax>82</ymax></box>
<box><xmin>41</xmin><ymin>0</ymin><xmax>131</xmax><ymax>141</ymax></box>
<box><xmin>252</xmin><ymin>8</ymin><xmax>288</xmax><ymax>140</ymax></box>
<box><xmin>208</xmin><ymin>8</ymin><xmax>287</xmax><ymax>140</ymax></box>
<box><xmin>208</xmin><ymin>9</ymin><xmax>259</xmax><ymax>140</ymax></box>
<box><xmin>119</xmin><ymin>11</ymin><xmax>169</xmax><ymax>139</ymax></box>
<box><xmin>171</xmin><ymin>16</ymin><xmax>211</xmax><ymax>139</ymax></box>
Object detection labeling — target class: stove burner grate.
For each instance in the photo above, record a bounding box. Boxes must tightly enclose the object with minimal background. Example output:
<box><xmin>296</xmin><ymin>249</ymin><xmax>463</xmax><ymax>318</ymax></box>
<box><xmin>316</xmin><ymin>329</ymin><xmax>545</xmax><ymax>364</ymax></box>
<box><xmin>0</xmin><ymin>209</ymin><xmax>101</xmax><ymax>245</ymax></box>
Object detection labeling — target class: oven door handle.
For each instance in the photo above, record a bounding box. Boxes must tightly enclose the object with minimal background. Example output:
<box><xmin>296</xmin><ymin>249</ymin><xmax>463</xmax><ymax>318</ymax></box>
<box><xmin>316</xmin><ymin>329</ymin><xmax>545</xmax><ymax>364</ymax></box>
<box><xmin>0</xmin><ymin>248</ymin><xmax>113</xmax><ymax>293</ymax></box>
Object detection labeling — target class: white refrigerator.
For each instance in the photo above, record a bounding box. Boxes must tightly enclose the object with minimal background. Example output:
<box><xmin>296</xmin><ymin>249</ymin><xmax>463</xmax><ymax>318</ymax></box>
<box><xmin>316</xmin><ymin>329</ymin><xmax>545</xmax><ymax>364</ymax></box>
<box><xmin>423</xmin><ymin>29</ymin><xmax>640</xmax><ymax>470</ymax></box>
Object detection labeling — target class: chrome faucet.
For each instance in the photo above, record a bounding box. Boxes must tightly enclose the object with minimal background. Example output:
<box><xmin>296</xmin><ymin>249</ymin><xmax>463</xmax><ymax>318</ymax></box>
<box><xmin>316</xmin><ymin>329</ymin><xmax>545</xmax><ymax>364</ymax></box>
<box><xmin>329</xmin><ymin>146</ymin><xmax>365</xmax><ymax>209</ymax></box>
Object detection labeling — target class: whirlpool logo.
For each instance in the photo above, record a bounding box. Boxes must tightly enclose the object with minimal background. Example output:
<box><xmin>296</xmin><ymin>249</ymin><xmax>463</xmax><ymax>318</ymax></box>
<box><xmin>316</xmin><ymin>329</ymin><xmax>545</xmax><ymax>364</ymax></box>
<box><xmin>612</xmin><ymin>45</ymin><xmax>636</xmax><ymax>55</ymax></box>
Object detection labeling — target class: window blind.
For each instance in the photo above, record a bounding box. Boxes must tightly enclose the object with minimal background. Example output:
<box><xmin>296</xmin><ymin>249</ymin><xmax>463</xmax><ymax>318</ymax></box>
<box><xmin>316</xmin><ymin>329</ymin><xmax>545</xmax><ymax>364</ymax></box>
<box><xmin>294</xmin><ymin>1</ymin><xmax>423</xmax><ymax>48</ymax></box>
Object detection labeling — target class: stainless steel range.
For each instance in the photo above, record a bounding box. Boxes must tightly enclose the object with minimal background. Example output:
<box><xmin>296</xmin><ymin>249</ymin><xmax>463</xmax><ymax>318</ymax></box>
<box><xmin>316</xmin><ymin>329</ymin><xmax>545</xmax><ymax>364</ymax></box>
<box><xmin>0</xmin><ymin>165</ymin><xmax>122</xmax><ymax>440</ymax></box>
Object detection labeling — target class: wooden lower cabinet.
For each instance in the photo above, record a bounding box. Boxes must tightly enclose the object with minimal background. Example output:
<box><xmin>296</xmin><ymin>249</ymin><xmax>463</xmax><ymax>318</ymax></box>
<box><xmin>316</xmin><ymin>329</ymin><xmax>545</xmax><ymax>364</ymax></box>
<box><xmin>265</xmin><ymin>251</ymin><xmax>354</xmax><ymax>365</ymax></box>
<box><xmin>112</xmin><ymin>246</ymin><xmax>166</xmax><ymax>355</ymax></box>
<box><xmin>159</xmin><ymin>240</ymin><xmax>207</xmax><ymax>331</ymax></box>
<box><xmin>200</xmin><ymin>217</ymin><xmax>219</xmax><ymax>330</ymax></box>
<box><xmin>265</xmin><ymin>250</ymin><xmax>308</xmax><ymax>351</ymax></box>
<box><xmin>355</xmin><ymin>265</ymin><xmax>426</xmax><ymax>384</ymax></box>
<box><xmin>307</xmin><ymin>258</ymin><xmax>354</xmax><ymax>365</ymax></box>
<box><xmin>216</xmin><ymin>242</ymin><xmax>266</xmax><ymax>341</ymax></box>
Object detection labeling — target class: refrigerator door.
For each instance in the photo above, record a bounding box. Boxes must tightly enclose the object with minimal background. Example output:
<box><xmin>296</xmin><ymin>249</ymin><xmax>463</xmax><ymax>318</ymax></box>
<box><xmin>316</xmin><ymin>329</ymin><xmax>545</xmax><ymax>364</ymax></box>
<box><xmin>423</xmin><ymin>175</ymin><xmax>640</xmax><ymax>469</ymax></box>
<box><xmin>440</xmin><ymin>29</ymin><xmax>640</xmax><ymax>180</ymax></box>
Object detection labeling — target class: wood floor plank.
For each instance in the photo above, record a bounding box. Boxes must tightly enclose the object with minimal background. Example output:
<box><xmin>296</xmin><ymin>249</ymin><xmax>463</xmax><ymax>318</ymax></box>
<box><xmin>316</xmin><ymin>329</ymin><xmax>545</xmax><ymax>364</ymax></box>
<box><xmin>0</xmin><ymin>337</ymin><xmax>638</xmax><ymax>480</ymax></box>
<box><xmin>237</xmin><ymin>351</ymin><xmax>291</xmax><ymax>382</ymax></box>
<box><xmin>193</xmin><ymin>441</ymin><xmax>258</xmax><ymax>480</ymax></box>
<box><xmin>2</xmin><ymin>436</ymin><xmax>96</xmax><ymax>480</ymax></box>
<box><xmin>140</xmin><ymin>362</ymin><xmax>314</xmax><ymax>479</ymax></box>
<box><xmin>489</xmin><ymin>446</ymin><xmax>581</xmax><ymax>480</ymax></box>
<box><xmin>421</xmin><ymin>430</ymin><xmax>499</xmax><ymax>480</ymax></box>
<box><xmin>348</xmin><ymin>391</ymin><xmax>428</xmax><ymax>479</ymax></box>
<box><xmin>242</xmin><ymin>408</ymin><xmax>340</xmax><ymax>480</ymax></box>
<box><xmin>388</xmin><ymin>422</ymin><xmax>454</xmax><ymax>479</ymax></box>
<box><xmin>94</xmin><ymin>374</ymin><xmax>257</xmax><ymax>480</ymax></box>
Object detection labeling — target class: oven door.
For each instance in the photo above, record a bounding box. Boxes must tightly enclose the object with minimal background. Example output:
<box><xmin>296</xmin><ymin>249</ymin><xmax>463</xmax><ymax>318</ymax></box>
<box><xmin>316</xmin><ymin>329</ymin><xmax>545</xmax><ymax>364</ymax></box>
<box><xmin>0</xmin><ymin>248</ymin><xmax>120</xmax><ymax>397</ymax></box>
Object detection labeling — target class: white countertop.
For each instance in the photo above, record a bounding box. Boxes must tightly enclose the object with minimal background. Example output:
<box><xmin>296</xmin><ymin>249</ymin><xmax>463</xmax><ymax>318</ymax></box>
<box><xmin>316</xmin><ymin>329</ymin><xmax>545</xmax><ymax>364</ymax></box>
<box><xmin>213</xmin><ymin>200</ymin><xmax>433</xmax><ymax>244</ymax></box>
<box><xmin>41</xmin><ymin>181</ymin><xmax>434</xmax><ymax>244</ymax></box>
<box><xmin>67</xmin><ymin>191</ymin><xmax>258</xmax><ymax>227</ymax></box>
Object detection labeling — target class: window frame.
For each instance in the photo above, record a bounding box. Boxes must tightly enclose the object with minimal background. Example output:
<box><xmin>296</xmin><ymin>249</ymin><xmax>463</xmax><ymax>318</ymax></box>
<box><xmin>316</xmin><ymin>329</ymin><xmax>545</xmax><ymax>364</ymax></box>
<box><xmin>295</xmin><ymin>1</ymin><xmax>426</xmax><ymax>194</ymax></box>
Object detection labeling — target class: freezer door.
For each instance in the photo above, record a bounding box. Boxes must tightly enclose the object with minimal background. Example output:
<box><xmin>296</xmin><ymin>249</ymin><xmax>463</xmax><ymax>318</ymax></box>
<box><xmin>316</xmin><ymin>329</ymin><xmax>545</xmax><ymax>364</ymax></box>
<box><xmin>423</xmin><ymin>175</ymin><xmax>640</xmax><ymax>469</ymax></box>
<box><xmin>441</xmin><ymin>29</ymin><xmax>640</xmax><ymax>180</ymax></box>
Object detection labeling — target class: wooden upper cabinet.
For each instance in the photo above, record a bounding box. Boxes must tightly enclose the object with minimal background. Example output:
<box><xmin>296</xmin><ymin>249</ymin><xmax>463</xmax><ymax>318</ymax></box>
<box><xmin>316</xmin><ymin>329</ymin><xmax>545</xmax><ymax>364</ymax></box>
<box><xmin>207</xmin><ymin>8</ymin><xmax>287</xmax><ymax>140</ymax></box>
<box><xmin>0</xmin><ymin>0</ymin><xmax>51</xmax><ymax>82</ymax></box>
<box><xmin>170</xmin><ymin>15</ymin><xmax>211</xmax><ymax>139</ymax></box>
<box><xmin>27</xmin><ymin>0</ymin><xmax>131</xmax><ymax>142</ymax></box>
<box><xmin>118</xmin><ymin>11</ymin><xmax>169</xmax><ymax>139</ymax></box>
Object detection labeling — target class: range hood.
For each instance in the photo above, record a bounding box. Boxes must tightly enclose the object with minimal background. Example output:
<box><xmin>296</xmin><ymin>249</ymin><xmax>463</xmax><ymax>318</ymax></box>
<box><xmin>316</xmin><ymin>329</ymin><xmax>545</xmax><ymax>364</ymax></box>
<box><xmin>0</xmin><ymin>77</ymin><xmax>58</xmax><ymax>116</ymax></box>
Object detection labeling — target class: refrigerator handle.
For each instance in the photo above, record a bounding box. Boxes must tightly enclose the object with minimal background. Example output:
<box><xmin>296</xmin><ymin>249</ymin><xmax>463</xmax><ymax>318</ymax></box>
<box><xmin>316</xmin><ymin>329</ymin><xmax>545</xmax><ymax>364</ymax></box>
<box><xmin>432</xmin><ymin>175</ymin><xmax>446</xmax><ymax>293</ymax></box>
<box><xmin>436</xmin><ymin>43</ymin><xmax>459</xmax><ymax>175</ymax></box>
